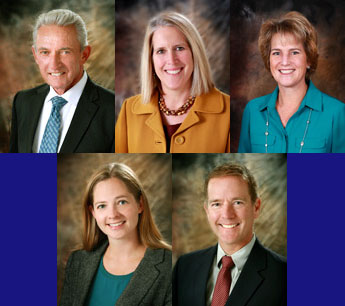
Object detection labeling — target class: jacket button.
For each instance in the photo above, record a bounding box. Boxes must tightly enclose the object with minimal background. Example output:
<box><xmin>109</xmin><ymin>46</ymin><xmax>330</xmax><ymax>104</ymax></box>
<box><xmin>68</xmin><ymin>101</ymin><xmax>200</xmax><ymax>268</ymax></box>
<box><xmin>175</xmin><ymin>136</ymin><xmax>185</xmax><ymax>145</ymax></box>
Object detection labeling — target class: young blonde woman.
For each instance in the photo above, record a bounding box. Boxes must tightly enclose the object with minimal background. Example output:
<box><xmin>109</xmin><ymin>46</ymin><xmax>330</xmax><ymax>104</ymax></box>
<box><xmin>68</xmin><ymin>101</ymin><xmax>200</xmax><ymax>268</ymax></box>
<box><xmin>60</xmin><ymin>163</ymin><xmax>172</xmax><ymax>306</ymax></box>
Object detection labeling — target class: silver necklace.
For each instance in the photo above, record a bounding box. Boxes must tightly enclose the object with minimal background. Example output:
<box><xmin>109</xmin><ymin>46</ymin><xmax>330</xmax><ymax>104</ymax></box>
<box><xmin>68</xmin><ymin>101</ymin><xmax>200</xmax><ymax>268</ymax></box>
<box><xmin>265</xmin><ymin>108</ymin><xmax>312</xmax><ymax>153</ymax></box>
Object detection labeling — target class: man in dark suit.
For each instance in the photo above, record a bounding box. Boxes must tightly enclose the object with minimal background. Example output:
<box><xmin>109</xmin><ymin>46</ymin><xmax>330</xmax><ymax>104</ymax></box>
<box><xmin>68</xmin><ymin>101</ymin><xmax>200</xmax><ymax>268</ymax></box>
<box><xmin>9</xmin><ymin>9</ymin><xmax>114</xmax><ymax>153</ymax></box>
<box><xmin>173</xmin><ymin>163</ymin><xmax>286</xmax><ymax>306</ymax></box>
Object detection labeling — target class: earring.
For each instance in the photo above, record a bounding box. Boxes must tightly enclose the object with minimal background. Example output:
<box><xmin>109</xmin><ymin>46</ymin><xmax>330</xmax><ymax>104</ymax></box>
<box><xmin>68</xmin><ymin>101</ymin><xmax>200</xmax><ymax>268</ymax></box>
<box><xmin>307</xmin><ymin>66</ymin><xmax>310</xmax><ymax>69</ymax></box>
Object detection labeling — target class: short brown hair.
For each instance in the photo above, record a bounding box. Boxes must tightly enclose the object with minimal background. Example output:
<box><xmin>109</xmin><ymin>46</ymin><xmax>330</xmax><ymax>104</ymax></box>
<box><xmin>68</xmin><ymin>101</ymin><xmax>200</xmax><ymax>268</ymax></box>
<box><xmin>205</xmin><ymin>163</ymin><xmax>258</xmax><ymax>203</ymax></box>
<box><xmin>82</xmin><ymin>163</ymin><xmax>171</xmax><ymax>251</ymax></box>
<box><xmin>258</xmin><ymin>11</ymin><xmax>318</xmax><ymax>80</ymax></box>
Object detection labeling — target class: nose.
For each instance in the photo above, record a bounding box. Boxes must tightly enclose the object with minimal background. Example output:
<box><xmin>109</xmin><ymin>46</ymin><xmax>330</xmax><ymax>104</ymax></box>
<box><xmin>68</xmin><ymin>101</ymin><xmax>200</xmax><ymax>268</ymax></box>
<box><xmin>281</xmin><ymin>53</ymin><xmax>289</xmax><ymax>65</ymax></box>
<box><xmin>167</xmin><ymin>50</ymin><xmax>177</xmax><ymax>64</ymax></box>
<box><xmin>222</xmin><ymin>202</ymin><xmax>235</xmax><ymax>219</ymax></box>
<box><xmin>50</xmin><ymin>52</ymin><xmax>62</xmax><ymax>69</ymax></box>
<box><xmin>109</xmin><ymin>204</ymin><xmax>121</xmax><ymax>218</ymax></box>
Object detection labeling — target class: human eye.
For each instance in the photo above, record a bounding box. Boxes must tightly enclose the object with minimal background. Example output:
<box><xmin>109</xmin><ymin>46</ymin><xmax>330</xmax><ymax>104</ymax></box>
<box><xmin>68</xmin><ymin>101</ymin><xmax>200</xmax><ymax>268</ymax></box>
<box><xmin>176</xmin><ymin>46</ymin><xmax>185</xmax><ymax>51</ymax></box>
<box><xmin>233</xmin><ymin>200</ymin><xmax>244</xmax><ymax>206</ymax></box>
<box><xmin>271</xmin><ymin>51</ymin><xmax>280</xmax><ymax>56</ymax></box>
<box><xmin>96</xmin><ymin>204</ymin><xmax>106</xmax><ymax>209</ymax></box>
<box><xmin>118</xmin><ymin>200</ymin><xmax>128</xmax><ymax>205</ymax></box>
<box><xmin>291</xmin><ymin>50</ymin><xmax>300</xmax><ymax>55</ymax></box>
<box><xmin>156</xmin><ymin>49</ymin><xmax>165</xmax><ymax>54</ymax></box>
<box><xmin>210</xmin><ymin>202</ymin><xmax>221</xmax><ymax>208</ymax></box>
<box><xmin>39</xmin><ymin>50</ymin><xmax>49</xmax><ymax>55</ymax></box>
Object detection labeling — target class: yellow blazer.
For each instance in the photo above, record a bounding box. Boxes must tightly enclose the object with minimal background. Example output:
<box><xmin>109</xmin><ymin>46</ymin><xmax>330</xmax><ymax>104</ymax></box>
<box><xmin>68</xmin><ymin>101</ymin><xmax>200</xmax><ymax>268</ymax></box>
<box><xmin>115</xmin><ymin>87</ymin><xmax>230</xmax><ymax>153</ymax></box>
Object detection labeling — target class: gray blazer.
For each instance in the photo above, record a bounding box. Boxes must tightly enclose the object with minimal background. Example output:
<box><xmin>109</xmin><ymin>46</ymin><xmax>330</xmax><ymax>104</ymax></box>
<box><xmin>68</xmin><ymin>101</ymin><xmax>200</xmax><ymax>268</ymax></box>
<box><xmin>60</xmin><ymin>242</ymin><xmax>172</xmax><ymax>306</ymax></box>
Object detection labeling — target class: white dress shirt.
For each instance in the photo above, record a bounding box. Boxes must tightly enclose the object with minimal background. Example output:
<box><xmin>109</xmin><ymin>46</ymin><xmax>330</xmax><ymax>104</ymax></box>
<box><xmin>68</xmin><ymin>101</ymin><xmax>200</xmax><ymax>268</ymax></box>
<box><xmin>32</xmin><ymin>71</ymin><xmax>88</xmax><ymax>153</ymax></box>
<box><xmin>206</xmin><ymin>234</ymin><xmax>256</xmax><ymax>306</ymax></box>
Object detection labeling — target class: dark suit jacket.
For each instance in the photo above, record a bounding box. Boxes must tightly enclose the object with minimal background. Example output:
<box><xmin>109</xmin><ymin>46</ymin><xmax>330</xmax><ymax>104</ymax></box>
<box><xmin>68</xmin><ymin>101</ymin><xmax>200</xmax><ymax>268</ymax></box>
<box><xmin>173</xmin><ymin>240</ymin><xmax>286</xmax><ymax>306</ymax></box>
<box><xmin>9</xmin><ymin>78</ymin><xmax>114</xmax><ymax>153</ymax></box>
<box><xmin>60</xmin><ymin>242</ymin><xmax>172</xmax><ymax>306</ymax></box>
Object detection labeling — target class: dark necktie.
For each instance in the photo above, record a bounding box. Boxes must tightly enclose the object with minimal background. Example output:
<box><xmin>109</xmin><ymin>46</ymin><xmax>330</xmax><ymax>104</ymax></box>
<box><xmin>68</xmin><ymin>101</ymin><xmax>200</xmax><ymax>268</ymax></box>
<box><xmin>39</xmin><ymin>96</ymin><xmax>67</xmax><ymax>153</ymax></box>
<box><xmin>211</xmin><ymin>255</ymin><xmax>234</xmax><ymax>306</ymax></box>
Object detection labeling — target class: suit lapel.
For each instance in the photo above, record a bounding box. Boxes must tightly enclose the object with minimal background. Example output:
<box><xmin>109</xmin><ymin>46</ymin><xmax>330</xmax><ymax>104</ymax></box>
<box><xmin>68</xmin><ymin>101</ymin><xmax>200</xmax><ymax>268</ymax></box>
<box><xmin>60</xmin><ymin>78</ymin><xmax>99</xmax><ymax>152</ymax></box>
<box><xmin>77</xmin><ymin>243</ymin><xmax>107</xmax><ymax>306</ymax></box>
<box><xmin>226</xmin><ymin>240</ymin><xmax>266</xmax><ymax>306</ymax></box>
<box><xmin>25</xmin><ymin>85</ymin><xmax>49</xmax><ymax>152</ymax></box>
<box><xmin>193</xmin><ymin>245</ymin><xmax>217</xmax><ymax>305</ymax></box>
<box><xmin>117</xmin><ymin>248</ymin><xmax>162</xmax><ymax>305</ymax></box>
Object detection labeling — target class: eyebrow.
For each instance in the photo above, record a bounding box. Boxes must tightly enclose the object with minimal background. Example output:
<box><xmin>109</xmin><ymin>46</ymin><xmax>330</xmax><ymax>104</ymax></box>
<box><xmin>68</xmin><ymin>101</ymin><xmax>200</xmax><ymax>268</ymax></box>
<box><xmin>37</xmin><ymin>47</ymin><xmax>73</xmax><ymax>51</ymax></box>
<box><xmin>271</xmin><ymin>48</ymin><xmax>302</xmax><ymax>51</ymax></box>
<box><xmin>153</xmin><ymin>42</ymin><xmax>188</xmax><ymax>50</ymax></box>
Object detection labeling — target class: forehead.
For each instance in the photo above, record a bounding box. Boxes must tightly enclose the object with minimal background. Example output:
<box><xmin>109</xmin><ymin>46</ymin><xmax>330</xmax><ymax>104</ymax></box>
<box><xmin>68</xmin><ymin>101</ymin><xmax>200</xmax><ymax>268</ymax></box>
<box><xmin>93</xmin><ymin>177</ymin><xmax>130</xmax><ymax>197</ymax></box>
<box><xmin>207</xmin><ymin>176</ymin><xmax>250</xmax><ymax>198</ymax></box>
<box><xmin>271</xmin><ymin>32</ymin><xmax>304</xmax><ymax>48</ymax></box>
<box><xmin>152</xmin><ymin>26</ymin><xmax>188</xmax><ymax>47</ymax></box>
<box><xmin>36</xmin><ymin>24</ymin><xmax>80</xmax><ymax>47</ymax></box>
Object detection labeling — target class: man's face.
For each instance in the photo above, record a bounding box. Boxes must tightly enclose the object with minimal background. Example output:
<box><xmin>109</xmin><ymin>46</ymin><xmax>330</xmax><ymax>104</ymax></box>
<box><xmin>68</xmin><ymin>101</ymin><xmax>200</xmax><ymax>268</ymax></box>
<box><xmin>32</xmin><ymin>24</ymin><xmax>91</xmax><ymax>95</ymax></box>
<box><xmin>205</xmin><ymin>176</ymin><xmax>260</xmax><ymax>254</ymax></box>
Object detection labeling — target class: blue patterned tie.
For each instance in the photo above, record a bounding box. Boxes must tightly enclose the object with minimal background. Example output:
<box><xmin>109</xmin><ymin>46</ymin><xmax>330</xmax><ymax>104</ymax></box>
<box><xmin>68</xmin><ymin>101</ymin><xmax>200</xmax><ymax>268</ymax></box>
<box><xmin>39</xmin><ymin>96</ymin><xmax>68</xmax><ymax>153</ymax></box>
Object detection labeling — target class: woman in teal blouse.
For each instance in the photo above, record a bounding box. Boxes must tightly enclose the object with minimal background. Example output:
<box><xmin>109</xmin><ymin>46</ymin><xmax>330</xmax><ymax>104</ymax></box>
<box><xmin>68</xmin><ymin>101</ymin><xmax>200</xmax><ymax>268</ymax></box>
<box><xmin>238</xmin><ymin>11</ymin><xmax>345</xmax><ymax>153</ymax></box>
<box><xmin>60</xmin><ymin>163</ymin><xmax>172</xmax><ymax>306</ymax></box>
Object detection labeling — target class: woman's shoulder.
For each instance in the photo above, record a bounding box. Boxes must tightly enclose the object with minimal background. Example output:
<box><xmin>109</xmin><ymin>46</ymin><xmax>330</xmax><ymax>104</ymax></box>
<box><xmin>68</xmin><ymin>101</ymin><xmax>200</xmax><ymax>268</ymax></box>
<box><xmin>208</xmin><ymin>87</ymin><xmax>230</xmax><ymax>102</ymax></box>
<box><xmin>145</xmin><ymin>248</ymin><xmax>172</xmax><ymax>266</ymax></box>
<box><xmin>67</xmin><ymin>243</ymin><xmax>108</xmax><ymax>264</ymax></box>
<box><xmin>244</xmin><ymin>92</ymin><xmax>274</xmax><ymax>111</ymax></box>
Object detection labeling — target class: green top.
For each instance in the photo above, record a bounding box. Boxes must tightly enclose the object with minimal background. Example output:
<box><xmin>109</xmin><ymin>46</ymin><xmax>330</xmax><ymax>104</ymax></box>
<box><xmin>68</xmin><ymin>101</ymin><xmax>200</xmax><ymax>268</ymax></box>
<box><xmin>238</xmin><ymin>81</ymin><xmax>345</xmax><ymax>153</ymax></box>
<box><xmin>86</xmin><ymin>256</ymin><xmax>134</xmax><ymax>306</ymax></box>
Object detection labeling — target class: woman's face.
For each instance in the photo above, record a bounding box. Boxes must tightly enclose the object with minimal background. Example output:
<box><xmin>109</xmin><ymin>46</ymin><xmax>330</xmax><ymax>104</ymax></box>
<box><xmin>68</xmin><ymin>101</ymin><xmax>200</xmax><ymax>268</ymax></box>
<box><xmin>91</xmin><ymin>177</ymin><xmax>143</xmax><ymax>243</ymax></box>
<box><xmin>152</xmin><ymin>26</ymin><xmax>194</xmax><ymax>95</ymax></box>
<box><xmin>269</xmin><ymin>32</ymin><xmax>309</xmax><ymax>89</ymax></box>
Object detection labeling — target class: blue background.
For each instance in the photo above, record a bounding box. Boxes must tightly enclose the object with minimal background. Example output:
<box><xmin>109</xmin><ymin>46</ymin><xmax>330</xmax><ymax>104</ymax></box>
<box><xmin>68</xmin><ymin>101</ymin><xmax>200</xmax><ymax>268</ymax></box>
<box><xmin>0</xmin><ymin>153</ymin><xmax>343</xmax><ymax>304</ymax></box>
<box><xmin>0</xmin><ymin>154</ymin><xmax>56</xmax><ymax>303</ymax></box>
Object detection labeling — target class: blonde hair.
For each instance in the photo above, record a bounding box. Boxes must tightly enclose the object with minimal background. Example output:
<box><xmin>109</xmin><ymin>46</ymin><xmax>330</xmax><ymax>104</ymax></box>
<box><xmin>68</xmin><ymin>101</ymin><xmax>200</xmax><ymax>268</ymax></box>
<box><xmin>82</xmin><ymin>163</ymin><xmax>171</xmax><ymax>251</ymax></box>
<box><xmin>140</xmin><ymin>11</ymin><xmax>213</xmax><ymax>104</ymax></box>
<box><xmin>258</xmin><ymin>11</ymin><xmax>318</xmax><ymax>80</ymax></box>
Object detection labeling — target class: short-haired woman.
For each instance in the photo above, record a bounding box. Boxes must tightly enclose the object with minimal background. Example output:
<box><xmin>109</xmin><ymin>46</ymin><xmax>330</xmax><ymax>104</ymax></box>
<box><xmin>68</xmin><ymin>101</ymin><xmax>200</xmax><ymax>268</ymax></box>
<box><xmin>115</xmin><ymin>12</ymin><xmax>230</xmax><ymax>153</ymax></box>
<box><xmin>238</xmin><ymin>11</ymin><xmax>345</xmax><ymax>153</ymax></box>
<box><xmin>59</xmin><ymin>163</ymin><xmax>172</xmax><ymax>306</ymax></box>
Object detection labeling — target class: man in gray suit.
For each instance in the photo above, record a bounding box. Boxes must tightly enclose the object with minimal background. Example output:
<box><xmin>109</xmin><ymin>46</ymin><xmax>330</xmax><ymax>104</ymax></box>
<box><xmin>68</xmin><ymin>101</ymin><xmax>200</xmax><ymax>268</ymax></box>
<box><xmin>173</xmin><ymin>163</ymin><xmax>286</xmax><ymax>306</ymax></box>
<box><xmin>9</xmin><ymin>9</ymin><xmax>114</xmax><ymax>153</ymax></box>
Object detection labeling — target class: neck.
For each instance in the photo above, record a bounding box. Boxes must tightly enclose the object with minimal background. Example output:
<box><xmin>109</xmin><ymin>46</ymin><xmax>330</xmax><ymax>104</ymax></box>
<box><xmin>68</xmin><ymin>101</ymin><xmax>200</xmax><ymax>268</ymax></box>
<box><xmin>162</xmin><ymin>87</ymin><xmax>191</xmax><ymax>109</ymax></box>
<box><xmin>277</xmin><ymin>81</ymin><xmax>308</xmax><ymax>109</ymax></box>
<box><xmin>106</xmin><ymin>233</ymin><xmax>145</xmax><ymax>260</ymax></box>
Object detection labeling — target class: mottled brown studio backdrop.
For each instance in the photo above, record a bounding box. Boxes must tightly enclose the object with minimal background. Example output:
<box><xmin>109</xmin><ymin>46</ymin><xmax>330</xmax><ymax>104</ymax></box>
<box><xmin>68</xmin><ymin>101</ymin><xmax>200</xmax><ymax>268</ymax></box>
<box><xmin>0</xmin><ymin>0</ymin><xmax>114</xmax><ymax>153</ymax></box>
<box><xmin>115</xmin><ymin>0</ymin><xmax>230</xmax><ymax>121</ymax></box>
<box><xmin>57</xmin><ymin>153</ymin><xmax>172</xmax><ymax>303</ymax></box>
<box><xmin>172</xmin><ymin>153</ymin><xmax>287</xmax><ymax>264</ymax></box>
<box><xmin>230</xmin><ymin>0</ymin><xmax>345</xmax><ymax>152</ymax></box>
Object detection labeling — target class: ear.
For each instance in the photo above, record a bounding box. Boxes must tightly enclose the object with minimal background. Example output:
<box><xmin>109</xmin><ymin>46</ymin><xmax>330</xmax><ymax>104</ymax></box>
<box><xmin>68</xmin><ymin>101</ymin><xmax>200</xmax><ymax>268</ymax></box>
<box><xmin>32</xmin><ymin>46</ymin><xmax>39</xmax><ymax>65</ymax></box>
<box><xmin>80</xmin><ymin>45</ymin><xmax>91</xmax><ymax>64</ymax></box>
<box><xmin>89</xmin><ymin>205</ymin><xmax>95</xmax><ymax>218</ymax></box>
<box><xmin>253</xmin><ymin>198</ymin><xmax>261</xmax><ymax>219</ymax></box>
<box><xmin>138</xmin><ymin>196</ymin><xmax>144</xmax><ymax>214</ymax></box>
<box><xmin>203</xmin><ymin>201</ymin><xmax>209</xmax><ymax>216</ymax></box>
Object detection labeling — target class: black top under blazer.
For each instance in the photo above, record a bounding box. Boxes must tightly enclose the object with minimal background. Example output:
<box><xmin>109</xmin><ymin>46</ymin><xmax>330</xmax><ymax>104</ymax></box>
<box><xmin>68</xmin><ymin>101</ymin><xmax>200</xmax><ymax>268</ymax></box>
<box><xmin>9</xmin><ymin>77</ymin><xmax>115</xmax><ymax>153</ymax></box>
<box><xmin>60</xmin><ymin>242</ymin><xmax>172</xmax><ymax>306</ymax></box>
<box><xmin>173</xmin><ymin>239</ymin><xmax>287</xmax><ymax>306</ymax></box>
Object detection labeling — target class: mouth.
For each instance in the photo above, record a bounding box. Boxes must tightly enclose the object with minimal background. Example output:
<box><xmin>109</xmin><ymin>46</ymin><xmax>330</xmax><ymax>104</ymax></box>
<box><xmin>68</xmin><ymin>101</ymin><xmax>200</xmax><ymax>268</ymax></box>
<box><xmin>49</xmin><ymin>72</ymin><xmax>65</xmax><ymax>77</ymax></box>
<box><xmin>220</xmin><ymin>223</ymin><xmax>240</xmax><ymax>229</ymax></box>
<box><xmin>107</xmin><ymin>221</ymin><xmax>125</xmax><ymax>229</ymax></box>
<box><xmin>279</xmin><ymin>69</ymin><xmax>295</xmax><ymax>75</ymax></box>
<box><xmin>165</xmin><ymin>68</ymin><xmax>183</xmax><ymax>75</ymax></box>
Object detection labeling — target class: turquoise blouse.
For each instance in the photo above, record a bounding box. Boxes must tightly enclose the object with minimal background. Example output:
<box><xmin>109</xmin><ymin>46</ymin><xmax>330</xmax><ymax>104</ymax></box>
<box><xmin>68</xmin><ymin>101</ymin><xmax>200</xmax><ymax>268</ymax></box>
<box><xmin>86</xmin><ymin>257</ymin><xmax>133</xmax><ymax>306</ymax></box>
<box><xmin>238</xmin><ymin>81</ymin><xmax>345</xmax><ymax>153</ymax></box>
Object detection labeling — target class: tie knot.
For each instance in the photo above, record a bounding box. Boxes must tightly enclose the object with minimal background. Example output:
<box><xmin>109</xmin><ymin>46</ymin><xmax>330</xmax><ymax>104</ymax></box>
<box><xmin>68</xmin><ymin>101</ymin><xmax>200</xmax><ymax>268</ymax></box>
<box><xmin>51</xmin><ymin>96</ymin><xmax>67</xmax><ymax>110</ymax></box>
<box><xmin>221</xmin><ymin>256</ymin><xmax>234</xmax><ymax>269</ymax></box>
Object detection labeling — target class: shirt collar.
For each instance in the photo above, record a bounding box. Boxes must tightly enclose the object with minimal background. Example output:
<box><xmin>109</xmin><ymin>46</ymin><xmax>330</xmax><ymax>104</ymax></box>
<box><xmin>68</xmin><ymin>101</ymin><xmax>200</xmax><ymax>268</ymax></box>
<box><xmin>46</xmin><ymin>70</ymin><xmax>88</xmax><ymax>106</ymax></box>
<box><xmin>258</xmin><ymin>80</ymin><xmax>322</xmax><ymax>112</ymax></box>
<box><xmin>217</xmin><ymin>234</ymin><xmax>256</xmax><ymax>271</ymax></box>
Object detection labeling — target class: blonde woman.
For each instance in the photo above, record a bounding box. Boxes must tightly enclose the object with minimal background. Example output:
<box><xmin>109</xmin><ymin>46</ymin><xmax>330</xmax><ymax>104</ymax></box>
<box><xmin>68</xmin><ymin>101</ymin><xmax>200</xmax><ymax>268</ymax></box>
<box><xmin>60</xmin><ymin>163</ymin><xmax>171</xmax><ymax>306</ymax></box>
<box><xmin>115</xmin><ymin>11</ymin><xmax>230</xmax><ymax>153</ymax></box>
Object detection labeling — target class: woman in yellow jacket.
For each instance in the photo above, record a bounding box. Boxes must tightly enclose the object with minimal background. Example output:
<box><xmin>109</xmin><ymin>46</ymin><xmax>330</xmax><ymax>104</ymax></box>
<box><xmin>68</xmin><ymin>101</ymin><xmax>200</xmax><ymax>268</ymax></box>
<box><xmin>115</xmin><ymin>12</ymin><xmax>230</xmax><ymax>153</ymax></box>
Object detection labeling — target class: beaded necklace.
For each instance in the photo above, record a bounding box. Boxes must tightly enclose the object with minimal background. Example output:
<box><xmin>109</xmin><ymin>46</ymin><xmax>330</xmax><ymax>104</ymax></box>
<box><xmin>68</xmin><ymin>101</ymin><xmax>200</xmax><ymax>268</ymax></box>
<box><xmin>265</xmin><ymin>108</ymin><xmax>312</xmax><ymax>153</ymax></box>
<box><xmin>158</xmin><ymin>94</ymin><xmax>195</xmax><ymax>116</ymax></box>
